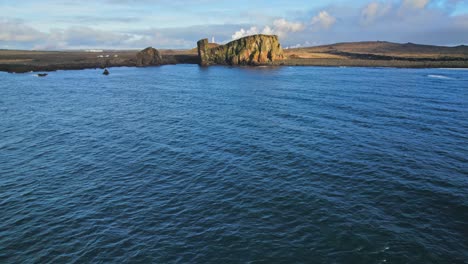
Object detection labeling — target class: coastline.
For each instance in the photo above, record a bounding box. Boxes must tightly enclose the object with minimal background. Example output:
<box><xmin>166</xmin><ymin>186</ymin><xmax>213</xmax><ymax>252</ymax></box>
<box><xmin>2</xmin><ymin>59</ymin><xmax>467</xmax><ymax>73</ymax></box>
<box><xmin>275</xmin><ymin>58</ymin><xmax>468</xmax><ymax>68</ymax></box>
<box><xmin>1</xmin><ymin>45</ymin><xmax>467</xmax><ymax>73</ymax></box>
<box><xmin>2</xmin><ymin>58</ymin><xmax>467</xmax><ymax>73</ymax></box>
<box><xmin>0</xmin><ymin>49</ymin><xmax>199</xmax><ymax>73</ymax></box>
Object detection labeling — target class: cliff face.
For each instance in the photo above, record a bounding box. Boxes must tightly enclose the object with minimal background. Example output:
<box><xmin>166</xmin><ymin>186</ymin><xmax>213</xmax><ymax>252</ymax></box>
<box><xmin>136</xmin><ymin>47</ymin><xmax>163</xmax><ymax>66</ymax></box>
<box><xmin>197</xmin><ymin>35</ymin><xmax>284</xmax><ymax>66</ymax></box>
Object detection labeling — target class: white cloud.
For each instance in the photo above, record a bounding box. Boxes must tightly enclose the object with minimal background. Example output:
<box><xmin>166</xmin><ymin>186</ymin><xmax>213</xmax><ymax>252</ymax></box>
<box><xmin>261</xmin><ymin>26</ymin><xmax>274</xmax><ymax>35</ymax></box>
<box><xmin>0</xmin><ymin>18</ymin><xmax>45</xmax><ymax>42</ymax></box>
<box><xmin>231</xmin><ymin>26</ymin><xmax>260</xmax><ymax>40</ymax></box>
<box><xmin>285</xmin><ymin>41</ymin><xmax>311</xmax><ymax>49</ymax></box>
<box><xmin>402</xmin><ymin>0</ymin><xmax>430</xmax><ymax>9</ymax></box>
<box><xmin>311</xmin><ymin>11</ymin><xmax>336</xmax><ymax>29</ymax></box>
<box><xmin>1</xmin><ymin>0</ymin><xmax>468</xmax><ymax>49</ymax></box>
<box><xmin>361</xmin><ymin>2</ymin><xmax>392</xmax><ymax>23</ymax></box>
<box><xmin>231</xmin><ymin>18</ymin><xmax>305</xmax><ymax>40</ymax></box>
<box><xmin>273</xmin><ymin>18</ymin><xmax>305</xmax><ymax>33</ymax></box>
<box><xmin>454</xmin><ymin>14</ymin><xmax>468</xmax><ymax>28</ymax></box>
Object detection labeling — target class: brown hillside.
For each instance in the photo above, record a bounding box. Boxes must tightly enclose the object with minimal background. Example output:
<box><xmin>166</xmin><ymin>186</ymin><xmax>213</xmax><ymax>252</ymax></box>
<box><xmin>285</xmin><ymin>41</ymin><xmax>468</xmax><ymax>60</ymax></box>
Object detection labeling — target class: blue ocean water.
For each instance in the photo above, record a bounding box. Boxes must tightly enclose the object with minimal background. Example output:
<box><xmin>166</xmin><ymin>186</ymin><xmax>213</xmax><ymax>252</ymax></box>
<box><xmin>0</xmin><ymin>65</ymin><xmax>467</xmax><ymax>263</ymax></box>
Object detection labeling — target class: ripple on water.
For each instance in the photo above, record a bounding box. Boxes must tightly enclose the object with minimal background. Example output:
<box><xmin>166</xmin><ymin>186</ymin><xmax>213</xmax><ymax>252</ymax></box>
<box><xmin>0</xmin><ymin>66</ymin><xmax>467</xmax><ymax>263</ymax></box>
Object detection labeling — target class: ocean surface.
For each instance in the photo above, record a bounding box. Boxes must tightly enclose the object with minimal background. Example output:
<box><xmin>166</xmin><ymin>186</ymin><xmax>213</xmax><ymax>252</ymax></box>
<box><xmin>0</xmin><ymin>65</ymin><xmax>467</xmax><ymax>263</ymax></box>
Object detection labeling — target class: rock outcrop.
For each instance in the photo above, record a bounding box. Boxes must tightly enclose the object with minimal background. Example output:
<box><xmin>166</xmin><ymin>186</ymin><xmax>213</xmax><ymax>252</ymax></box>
<box><xmin>136</xmin><ymin>47</ymin><xmax>163</xmax><ymax>66</ymax></box>
<box><xmin>197</xmin><ymin>34</ymin><xmax>284</xmax><ymax>66</ymax></box>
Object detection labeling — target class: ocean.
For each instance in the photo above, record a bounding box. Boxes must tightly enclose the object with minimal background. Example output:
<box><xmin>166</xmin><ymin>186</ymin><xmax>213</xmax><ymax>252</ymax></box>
<box><xmin>1</xmin><ymin>65</ymin><xmax>467</xmax><ymax>263</ymax></box>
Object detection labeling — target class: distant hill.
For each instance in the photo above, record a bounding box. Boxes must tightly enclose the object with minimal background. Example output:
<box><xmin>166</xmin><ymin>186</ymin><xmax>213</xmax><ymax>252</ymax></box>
<box><xmin>286</xmin><ymin>41</ymin><xmax>468</xmax><ymax>60</ymax></box>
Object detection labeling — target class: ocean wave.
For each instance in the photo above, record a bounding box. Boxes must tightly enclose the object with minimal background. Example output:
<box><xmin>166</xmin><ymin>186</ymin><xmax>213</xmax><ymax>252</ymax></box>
<box><xmin>427</xmin><ymin>74</ymin><xmax>454</xmax><ymax>80</ymax></box>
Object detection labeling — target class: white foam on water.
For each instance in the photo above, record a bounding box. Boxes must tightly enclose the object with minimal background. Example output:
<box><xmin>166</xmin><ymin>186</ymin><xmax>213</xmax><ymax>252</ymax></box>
<box><xmin>427</xmin><ymin>74</ymin><xmax>453</xmax><ymax>80</ymax></box>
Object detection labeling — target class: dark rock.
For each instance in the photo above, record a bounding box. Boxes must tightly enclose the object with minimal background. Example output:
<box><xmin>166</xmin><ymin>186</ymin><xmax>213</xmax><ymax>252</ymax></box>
<box><xmin>136</xmin><ymin>47</ymin><xmax>163</xmax><ymax>66</ymax></box>
<box><xmin>37</xmin><ymin>73</ymin><xmax>48</xmax><ymax>77</ymax></box>
<box><xmin>197</xmin><ymin>34</ymin><xmax>284</xmax><ymax>66</ymax></box>
<box><xmin>197</xmin><ymin>39</ymin><xmax>211</xmax><ymax>66</ymax></box>
<box><xmin>103</xmin><ymin>69</ymin><xmax>110</xmax><ymax>75</ymax></box>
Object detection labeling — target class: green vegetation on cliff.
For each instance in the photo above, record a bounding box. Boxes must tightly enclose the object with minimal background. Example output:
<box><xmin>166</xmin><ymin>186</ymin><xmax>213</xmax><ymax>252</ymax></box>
<box><xmin>197</xmin><ymin>35</ymin><xmax>284</xmax><ymax>66</ymax></box>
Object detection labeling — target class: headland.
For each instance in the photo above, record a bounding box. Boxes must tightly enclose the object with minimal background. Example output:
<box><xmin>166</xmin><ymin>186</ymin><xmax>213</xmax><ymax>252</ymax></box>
<box><xmin>1</xmin><ymin>35</ymin><xmax>467</xmax><ymax>73</ymax></box>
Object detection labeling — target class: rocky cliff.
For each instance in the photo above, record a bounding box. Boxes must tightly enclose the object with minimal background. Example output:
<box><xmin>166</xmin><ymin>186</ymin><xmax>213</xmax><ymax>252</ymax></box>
<box><xmin>197</xmin><ymin>35</ymin><xmax>284</xmax><ymax>66</ymax></box>
<box><xmin>136</xmin><ymin>47</ymin><xmax>163</xmax><ymax>66</ymax></box>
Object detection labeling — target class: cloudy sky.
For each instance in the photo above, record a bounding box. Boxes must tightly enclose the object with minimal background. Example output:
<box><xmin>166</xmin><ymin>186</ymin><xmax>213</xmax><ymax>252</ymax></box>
<box><xmin>1</xmin><ymin>0</ymin><xmax>467</xmax><ymax>50</ymax></box>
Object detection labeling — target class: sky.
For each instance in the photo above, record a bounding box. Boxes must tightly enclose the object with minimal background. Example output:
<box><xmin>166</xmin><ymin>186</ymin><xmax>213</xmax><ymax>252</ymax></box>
<box><xmin>0</xmin><ymin>0</ymin><xmax>467</xmax><ymax>50</ymax></box>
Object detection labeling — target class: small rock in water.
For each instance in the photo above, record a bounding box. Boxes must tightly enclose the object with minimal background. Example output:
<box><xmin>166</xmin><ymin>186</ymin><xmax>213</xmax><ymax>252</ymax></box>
<box><xmin>103</xmin><ymin>69</ymin><xmax>110</xmax><ymax>75</ymax></box>
<box><xmin>37</xmin><ymin>73</ymin><xmax>48</xmax><ymax>77</ymax></box>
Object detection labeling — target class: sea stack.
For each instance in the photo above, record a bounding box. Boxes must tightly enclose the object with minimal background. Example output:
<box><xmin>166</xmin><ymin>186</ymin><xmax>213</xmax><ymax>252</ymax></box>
<box><xmin>197</xmin><ymin>34</ymin><xmax>284</xmax><ymax>66</ymax></box>
<box><xmin>136</xmin><ymin>47</ymin><xmax>163</xmax><ymax>66</ymax></box>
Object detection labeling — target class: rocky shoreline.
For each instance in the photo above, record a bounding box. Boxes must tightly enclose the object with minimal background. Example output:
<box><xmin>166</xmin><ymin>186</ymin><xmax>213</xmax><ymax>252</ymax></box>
<box><xmin>1</xmin><ymin>35</ymin><xmax>467</xmax><ymax>73</ymax></box>
<box><xmin>0</xmin><ymin>49</ymin><xmax>199</xmax><ymax>73</ymax></box>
